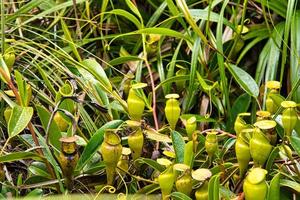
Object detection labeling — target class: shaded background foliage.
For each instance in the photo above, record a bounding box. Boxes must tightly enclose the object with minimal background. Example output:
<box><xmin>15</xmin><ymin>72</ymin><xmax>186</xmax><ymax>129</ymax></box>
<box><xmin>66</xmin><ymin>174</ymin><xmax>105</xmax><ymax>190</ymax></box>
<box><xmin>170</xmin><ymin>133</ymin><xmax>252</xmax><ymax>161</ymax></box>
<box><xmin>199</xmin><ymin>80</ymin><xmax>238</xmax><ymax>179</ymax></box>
<box><xmin>0</xmin><ymin>0</ymin><xmax>299</xmax><ymax>199</ymax></box>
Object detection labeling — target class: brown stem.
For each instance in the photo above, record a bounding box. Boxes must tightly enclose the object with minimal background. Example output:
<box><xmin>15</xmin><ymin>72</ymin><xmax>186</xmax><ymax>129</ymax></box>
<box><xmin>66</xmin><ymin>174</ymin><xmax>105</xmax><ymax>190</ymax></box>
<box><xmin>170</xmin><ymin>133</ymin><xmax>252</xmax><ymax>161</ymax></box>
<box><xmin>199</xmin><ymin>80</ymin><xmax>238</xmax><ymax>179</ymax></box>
<box><xmin>237</xmin><ymin>192</ymin><xmax>245</xmax><ymax>200</ymax></box>
<box><xmin>0</xmin><ymin>68</ymin><xmax>21</xmax><ymax>104</ymax></box>
<box><xmin>283</xmin><ymin>143</ymin><xmax>300</xmax><ymax>178</ymax></box>
<box><xmin>72</xmin><ymin>0</ymin><xmax>82</xmax><ymax>40</ymax></box>
<box><xmin>144</xmin><ymin>59</ymin><xmax>160</xmax><ymax>154</ymax></box>
<box><xmin>201</xmin><ymin>128</ymin><xmax>236</xmax><ymax>138</ymax></box>
<box><xmin>27</xmin><ymin>124</ymin><xmax>44</xmax><ymax>155</ymax></box>
<box><xmin>131</xmin><ymin>0</ymin><xmax>137</xmax><ymax>6</ymax></box>
<box><xmin>117</xmin><ymin>166</ymin><xmax>157</xmax><ymax>184</ymax></box>
<box><xmin>0</xmin><ymin>68</ymin><xmax>61</xmax><ymax>192</ymax></box>
<box><xmin>144</xmin><ymin>60</ymin><xmax>159</xmax><ymax>130</ymax></box>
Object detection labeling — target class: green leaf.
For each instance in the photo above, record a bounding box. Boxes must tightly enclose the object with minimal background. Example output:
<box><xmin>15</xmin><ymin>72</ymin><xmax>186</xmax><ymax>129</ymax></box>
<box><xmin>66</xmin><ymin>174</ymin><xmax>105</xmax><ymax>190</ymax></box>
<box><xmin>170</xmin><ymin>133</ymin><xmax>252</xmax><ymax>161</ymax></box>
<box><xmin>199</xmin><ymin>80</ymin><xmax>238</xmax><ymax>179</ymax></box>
<box><xmin>255</xmin><ymin>23</ymin><xmax>284</xmax><ymax>85</ymax></box>
<box><xmin>268</xmin><ymin>173</ymin><xmax>281</xmax><ymax>200</ymax></box>
<box><xmin>166</xmin><ymin>0</ymin><xmax>186</xmax><ymax>28</ymax></box>
<box><xmin>165</xmin><ymin>40</ymin><xmax>183</xmax><ymax>93</ymax></box>
<box><xmin>125</xmin><ymin>0</ymin><xmax>143</xmax><ymax>21</ymax></box>
<box><xmin>0</xmin><ymin>152</ymin><xmax>44</xmax><ymax>163</ymax></box>
<box><xmin>290</xmin><ymin>136</ymin><xmax>300</xmax><ymax>156</ymax></box>
<box><xmin>269</xmin><ymin>93</ymin><xmax>285</xmax><ymax>108</ymax></box>
<box><xmin>108</xmin><ymin>56</ymin><xmax>142</xmax><ymax>66</ymax></box>
<box><xmin>231</xmin><ymin>93</ymin><xmax>251</xmax><ymax>123</ymax></box>
<box><xmin>146</xmin><ymin>1</ymin><xmax>168</xmax><ymax>27</ymax></box>
<box><xmin>208</xmin><ymin>174</ymin><xmax>220</xmax><ymax>200</ymax></box>
<box><xmin>75</xmin><ymin>120</ymin><xmax>123</xmax><ymax>172</ymax></box>
<box><xmin>184</xmin><ymin>141</ymin><xmax>194</xmax><ymax>167</ymax></box>
<box><xmin>144</xmin><ymin>129</ymin><xmax>172</xmax><ymax>143</ymax></box>
<box><xmin>155</xmin><ymin>75</ymin><xmax>189</xmax><ymax>91</ymax></box>
<box><xmin>280</xmin><ymin>179</ymin><xmax>300</xmax><ymax>193</ymax></box>
<box><xmin>219</xmin><ymin>138</ymin><xmax>236</xmax><ymax>159</ymax></box>
<box><xmin>135</xmin><ymin>158</ymin><xmax>165</xmax><ymax>172</ymax></box>
<box><xmin>216</xmin><ymin>0</ymin><xmax>231</xmax><ymax>116</ymax></box>
<box><xmin>290</xmin><ymin>11</ymin><xmax>300</xmax><ymax>102</ymax></box>
<box><xmin>28</xmin><ymin>162</ymin><xmax>51</xmax><ymax>179</ymax></box>
<box><xmin>61</xmin><ymin>19</ymin><xmax>81</xmax><ymax>62</ymax></box>
<box><xmin>35</xmin><ymin>105</ymin><xmax>61</xmax><ymax>151</ymax></box>
<box><xmin>196</xmin><ymin>72</ymin><xmax>217</xmax><ymax>92</ymax></box>
<box><xmin>107</xmin><ymin>9</ymin><xmax>142</xmax><ymax>29</ymax></box>
<box><xmin>189</xmin><ymin>9</ymin><xmax>234</xmax><ymax>29</ymax></box>
<box><xmin>255</xmin><ymin>0</ymin><xmax>286</xmax><ymax>17</ymax></box>
<box><xmin>279</xmin><ymin>0</ymin><xmax>296</xmax><ymax>86</ymax></box>
<box><xmin>227</xmin><ymin>64</ymin><xmax>259</xmax><ymax>98</ymax></box>
<box><xmin>135</xmin><ymin>28</ymin><xmax>190</xmax><ymax>42</ymax></box>
<box><xmin>24</xmin><ymin>188</ymin><xmax>43</xmax><ymax>199</ymax></box>
<box><xmin>171</xmin><ymin>131</ymin><xmax>185</xmax><ymax>163</ymax></box>
<box><xmin>170</xmin><ymin>192</ymin><xmax>193</xmax><ymax>200</ymax></box>
<box><xmin>185</xmin><ymin>37</ymin><xmax>201</xmax><ymax>111</ymax></box>
<box><xmin>136</xmin><ymin>184</ymin><xmax>160</xmax><ymax>195</ymax></box>
<box><xmin>14</xmin><ymin>70</ymin><xmax>27</xmax><ymax>106</ymax></box>
<box><xmin>35</xmin><ymin>64</ymin><xmax>57</xmax><ymax>96</ymax></box>
<box><xmin>181</xmin><ymin>114</ymin><xmax>216</xmax><ymax>123</ymax></box>
<box><xmin>10</xmin><ymin>0</ymin><xmax>86</xmax><ymax>32</ymax></box>
<box><xmin>80</xmin><ymin>59</ymin><xmax>112</xmax><ymax>92</ymax></box>
<box><xmin>38</xmin><ymin>0</ymin><xmax>55</xmax><ymax>11</ymax></box>
<box><xmin>210</xmin><ymin>163</ymin><xmax>234</xmax><ymax>175</ymax></box>
<box><xmin>175</xmin><ymin>0</ymin><xmax>208</xmax><ymax>44</ymax></box>
<box><xmin>220</xmin><ymin>186</ymin><xmax>237</xmax><ymax>200</ymax></box>
<box><xmin>266</xmin><ymin>146</ymin><xmax>280</xmax><ymax>173</ymax></box>
<box><xmin>6</xmin><ymin>0</ymin><xmax>44</xmax><ymax>22</ymax></box>
<box><xmin>83</xmin><ymin>162</ymin><xmax>106</xmax><ymax>174</ymax></box>
<box><xmin>0</xmin><ymin>55</ymin><xmax>11</xmax><ymax>83</ymax></box>
<box><xmin>8</xmin><ymin>105</ymin><xmax>33</xmax><ymax>138</ymax></box>
<box><xmin>227</xmin><ymin>93</ymin><xmax>251</xmax><ymax>131</ymax></box>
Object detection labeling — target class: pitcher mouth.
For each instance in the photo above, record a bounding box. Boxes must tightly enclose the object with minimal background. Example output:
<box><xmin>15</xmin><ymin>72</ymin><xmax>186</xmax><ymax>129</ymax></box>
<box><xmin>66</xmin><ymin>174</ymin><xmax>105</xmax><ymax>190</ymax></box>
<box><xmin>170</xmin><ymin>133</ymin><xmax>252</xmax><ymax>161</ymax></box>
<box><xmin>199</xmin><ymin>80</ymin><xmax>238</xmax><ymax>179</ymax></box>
<box><xmin>104</xmin><ymin>129</ymin><xmax>121</xmax><ymax>145</ymax></box>
<box><xmin>59</xmin><ymin>136</ymin><xmax>78</xmax><ymax>143</ymax></box>
<box><xmin>60</xmin><ymin>136</ymin><xmax>78</xmax><ymax>154</ymax></box>
<box><xmin>256</xmin><ymin>110</ymin><xmax>271</xmax><ymax>118</ymax></box>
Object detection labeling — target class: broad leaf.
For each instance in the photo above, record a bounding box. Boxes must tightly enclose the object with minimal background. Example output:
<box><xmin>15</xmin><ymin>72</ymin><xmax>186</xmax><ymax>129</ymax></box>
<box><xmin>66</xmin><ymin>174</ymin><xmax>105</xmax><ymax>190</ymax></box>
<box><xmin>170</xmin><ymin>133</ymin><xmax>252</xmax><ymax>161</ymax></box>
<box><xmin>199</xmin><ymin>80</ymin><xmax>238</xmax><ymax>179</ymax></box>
<box><xmin>227</xmin><ymin>64</ymin><xmax>259</xmax><ymax>98</ymax></box>
<box><xmin>290</xmin><ymin>136</ymin><xmax>300</xmax><ymax>156</ymax></box>
<box><xmin>80</xmin><ymin>59</ymin><xmax>112</xmax><ymax>92</ymax></box>
<box><xmin>0</xmin><ymin>55</ymin><xmax>11</xmax><ymax>83</ymax></box>
<box><xmin>8</xmin><ymin>105</ymin><xmax>33</xmax><ymax>138</ymax></box>
<box><xmin>170</xmin><ymin>192</ymin><xmax>193</xmax><ymax>200</ymax></box>
<box><xmin>75</xmin><ymin>120</ymin><xmax>123</xmax><ymax>172</ymax></box>
<box><xmin>35</xmin><ymin>105</ymin><xmax>61</xmax><ymax>151</ymax></box>
<box><xmin>0</xmin><ymin>152</ymin><xmax>44</xmax><ymax>163</ymax></box>
<box><xmin>135</xmin><ymin>158</ymin><xmax>165</xmax><ymax>172</ymax></box>
<box><xmin>208</xmin><ymin>174</ymin><xmax>220</xmax><ymax>200</ymax></box>
<box><xmin>280</xmin><ymin>179</ymin><xmax>300</xmax><ymax>193</ymax></box>
<box><xmin>171</xmin><ymin>130</ymin><xmax>185</xmax><ymax>163</ymax></box>
<box><xmin>181</xmin><ymin>114</ymin><xmax>216</xmax><ymax>123</ymax></box>
<box><xmin>266</xmin><ymin>147</ymin><xmax>280</xmax><ymax>173</ymax></box>
<box><xmin>268</xmin><ymin>173</ymin><xmax>281</xmax><ymax>200</ymax></box>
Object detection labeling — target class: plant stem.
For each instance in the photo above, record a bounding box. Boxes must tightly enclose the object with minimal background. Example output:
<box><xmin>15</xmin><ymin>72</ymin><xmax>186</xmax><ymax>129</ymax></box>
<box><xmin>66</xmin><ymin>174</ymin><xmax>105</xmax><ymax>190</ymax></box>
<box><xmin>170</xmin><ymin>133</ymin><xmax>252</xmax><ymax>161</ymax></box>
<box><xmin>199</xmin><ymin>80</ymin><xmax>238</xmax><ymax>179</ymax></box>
<box><xmin>1</xmin><ymin>0</ymin><xmax>5</xmax><ymax>55</ymax></box>
<box><xmin>0</xmin><ymin>68</ymin><xmax>61</xmax><ymax>192</ymax></box>
<box><xmin>144</xmin><ymin>59</ymin><xmax>159</xmax><ymax>131</ymax></box>
<box><xmin>141</xmin><ymin>33</ymin><xmax>160</xmax><ymax>155</ymax></box>
<box><xmin>201</xmin><ymin>129</ymin><xmax>236</xmax><ymax>138</ymax></box>
<box><xmin>117</xmin><ymin>166</ymin><xmax>158</xmax><ymax>184</ymax></box>
<box><xmin>0</xmin><ymin>138</ymin><xmax>10</xmax><ymax>155</ymax></box>
<box><xmin>283</xmin><ymin>143</ymin><xmax>300</xmax><ymax>178</ymax></box>
<box><xmin>216</xmin><ymin>0</ymin><xmax>231</xmax><ymax>122</ymax></box>
<box><xmin>227</xmin><ymin>0</ymin><xmax>248</xmax><ymax>60</ymax></box>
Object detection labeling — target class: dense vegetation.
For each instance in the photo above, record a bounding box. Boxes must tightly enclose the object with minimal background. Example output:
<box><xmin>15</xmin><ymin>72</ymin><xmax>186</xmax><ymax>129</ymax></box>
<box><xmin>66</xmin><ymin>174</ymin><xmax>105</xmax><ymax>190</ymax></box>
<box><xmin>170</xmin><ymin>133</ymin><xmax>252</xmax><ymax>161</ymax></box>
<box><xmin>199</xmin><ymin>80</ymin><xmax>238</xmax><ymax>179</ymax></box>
<box><xmin>0</xmin><ymin>0</ymin><xmax>300</xmax><ymax>199</ymax></box>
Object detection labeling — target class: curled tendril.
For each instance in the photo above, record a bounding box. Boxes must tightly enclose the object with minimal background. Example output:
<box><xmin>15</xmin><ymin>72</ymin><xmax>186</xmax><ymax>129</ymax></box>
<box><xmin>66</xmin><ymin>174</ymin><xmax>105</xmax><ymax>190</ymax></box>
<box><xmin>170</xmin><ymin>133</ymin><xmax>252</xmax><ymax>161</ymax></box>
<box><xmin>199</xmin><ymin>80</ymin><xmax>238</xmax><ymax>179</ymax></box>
<box><xmin>117</xmin><ymin>193</ymin><xmax>126</xmax><ymax>200</ymax></box>
<box><xmin>116</xmin><ymin>170</ymin><xmax>128</xmax><ymax>196</ymax></box>
<box><xmin>93</xmin><ymin>185</ymin><xmax>116</xmax><ymax>200</ymax></box>
<box><xmin>108</xmin><ymin>186</ymin><xmax>116</xmax><ymax>194</ymax></box>
<box><xmin>244</xmin><ymin>18</ymin><xmax>250</xmax><ymax>24</ymax></box>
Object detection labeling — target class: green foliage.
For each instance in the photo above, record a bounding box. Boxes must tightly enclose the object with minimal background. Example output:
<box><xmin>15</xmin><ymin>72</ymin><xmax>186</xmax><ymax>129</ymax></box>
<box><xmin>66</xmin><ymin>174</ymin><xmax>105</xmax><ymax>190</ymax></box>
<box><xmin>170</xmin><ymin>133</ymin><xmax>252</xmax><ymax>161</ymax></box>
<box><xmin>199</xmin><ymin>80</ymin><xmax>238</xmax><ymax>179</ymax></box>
<box><xmin>0</xmin><ymin>0</ymin><xmax>299</xmax><ymax>199</ymax></box>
